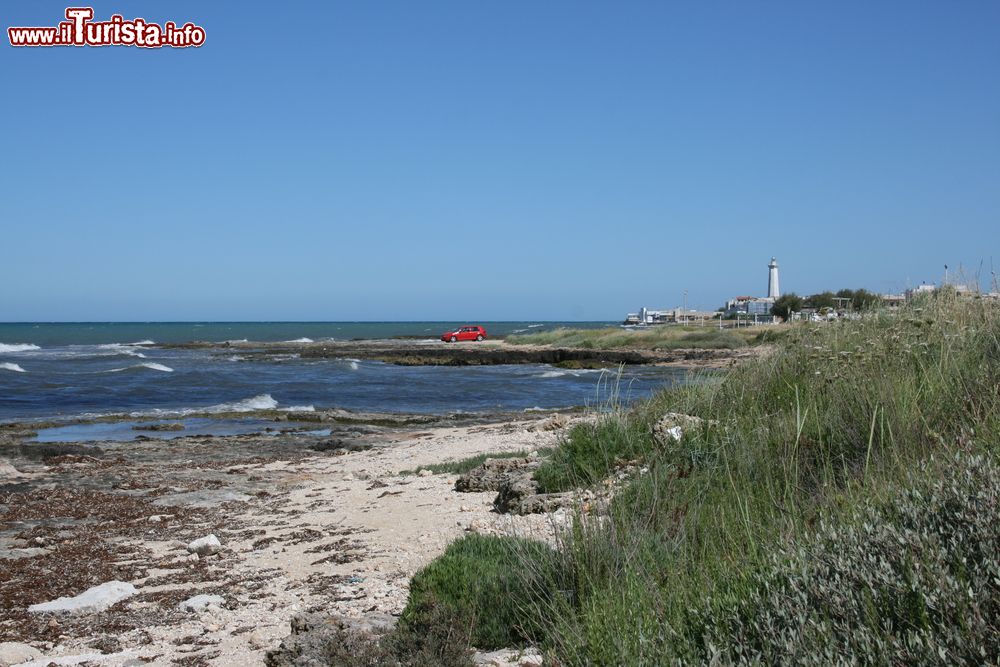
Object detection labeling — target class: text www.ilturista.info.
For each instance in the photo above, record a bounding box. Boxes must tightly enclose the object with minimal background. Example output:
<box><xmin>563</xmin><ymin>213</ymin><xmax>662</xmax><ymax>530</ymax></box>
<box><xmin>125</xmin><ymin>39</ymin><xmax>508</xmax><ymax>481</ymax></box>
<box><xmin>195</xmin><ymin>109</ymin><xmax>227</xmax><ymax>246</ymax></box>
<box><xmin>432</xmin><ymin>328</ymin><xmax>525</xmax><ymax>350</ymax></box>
<box><xmin>8</xmin><ymin>7</ymin><xmax>205</xmax><ymax>48</ymax></box>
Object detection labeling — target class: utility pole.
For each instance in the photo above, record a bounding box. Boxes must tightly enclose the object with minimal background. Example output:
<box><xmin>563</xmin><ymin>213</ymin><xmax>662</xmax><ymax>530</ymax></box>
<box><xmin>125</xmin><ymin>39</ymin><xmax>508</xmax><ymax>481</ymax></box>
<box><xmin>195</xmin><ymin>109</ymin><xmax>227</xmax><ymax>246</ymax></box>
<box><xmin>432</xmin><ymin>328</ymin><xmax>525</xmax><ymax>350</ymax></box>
<box><xmin>683</xmin><ymin>290</ymin><xmax>688</xmax><ymax>324</ymax></box>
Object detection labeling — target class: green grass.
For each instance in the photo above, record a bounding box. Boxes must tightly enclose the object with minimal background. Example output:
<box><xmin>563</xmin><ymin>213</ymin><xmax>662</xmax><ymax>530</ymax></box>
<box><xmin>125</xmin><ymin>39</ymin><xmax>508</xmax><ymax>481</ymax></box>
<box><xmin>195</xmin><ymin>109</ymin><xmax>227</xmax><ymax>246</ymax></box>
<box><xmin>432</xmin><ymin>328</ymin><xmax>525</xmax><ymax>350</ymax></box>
<box><xmin>401</xmin><ymin>291</ymin><xmax>1000</xmax><ymax>663</ymax></box>
<box><xmin>504</xmin><ymin>325</ymin><xmax>763</xmax><ymax>350</ymax></box>
<box><xmin>401</xmin><ymin>534</ymin><xmax>562</xmax><ymax>650</ymax></box>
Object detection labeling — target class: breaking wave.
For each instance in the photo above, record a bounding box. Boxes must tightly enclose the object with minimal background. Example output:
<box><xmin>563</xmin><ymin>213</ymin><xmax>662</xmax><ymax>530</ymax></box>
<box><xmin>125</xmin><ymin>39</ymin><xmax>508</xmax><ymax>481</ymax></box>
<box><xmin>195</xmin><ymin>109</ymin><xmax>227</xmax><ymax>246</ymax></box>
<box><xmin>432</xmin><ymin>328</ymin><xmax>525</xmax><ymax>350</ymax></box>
<box><xmin>209</xmin><ymin>393</ymin><xmax>278</xmax><ymax>412</ymax></box>
<box><xmin>108</xmin><ymin>362</ymin><xmax>174</xmax><ymax>373</ymax></box>
<box><xmin>0</xmin><ymin>343</ymin><xmax>40</xmax><ymax>353</ymax></box>
<box><xmin>285</xmin><ymin>337</ymin><xmax>314</xmax><ymax>343</ymax></box>
<box><xmin>97</xmin><ymin>344</ymin><xmax>147</xmax><ymax>358</ymax></box>
<box><xmin>0</xmin><ymin>362</ymin><xmax>26</xmax><ymax>373</ymax></box>
<box><xmin>535</xmin><ymin>368</ymin><xmax>607</xmax><ymax>379</ymax></box>
<box><xmin>281</xmin><ymin>404</ymin><xmax>316</xmax><ymax>412</ymax></box>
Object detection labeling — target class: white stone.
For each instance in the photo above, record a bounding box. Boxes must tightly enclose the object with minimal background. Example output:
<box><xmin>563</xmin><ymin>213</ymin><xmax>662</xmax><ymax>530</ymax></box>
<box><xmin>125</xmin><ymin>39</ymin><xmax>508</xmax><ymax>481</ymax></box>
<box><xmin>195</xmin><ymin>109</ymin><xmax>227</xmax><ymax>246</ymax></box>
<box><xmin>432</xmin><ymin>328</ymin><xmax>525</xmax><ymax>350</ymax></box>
<box><xmin>0</xmin><ymin>460</ymin><xmax>25</xmax><ymax>479</ymax></box>
<box><xmin>187</xmin><ymin>534</ymin><xmax>222</xmax><ymax>556</ymax></box>
<box><xmin>0</xmin><ymin>642</ymin><xmax>42</xmax><ymax>667</ymax></box>
<box><xmin>27</xmin><ymin>581</ymin><xmax>137</xmax><ymax>615</ymax></box>
<box><xmin>417</xmin><ymin>469</ymin><xmax>433</xmax><ymax>477</ymax></box>
<box><xmin>178</xmin><ymin>594</ymin><xmax>225</xmax><ymax>612</ymax></box>
<box><xmin>519</xmin><ymin>652</ymin><xmax>544</xmax><ymax>667</ymax></box>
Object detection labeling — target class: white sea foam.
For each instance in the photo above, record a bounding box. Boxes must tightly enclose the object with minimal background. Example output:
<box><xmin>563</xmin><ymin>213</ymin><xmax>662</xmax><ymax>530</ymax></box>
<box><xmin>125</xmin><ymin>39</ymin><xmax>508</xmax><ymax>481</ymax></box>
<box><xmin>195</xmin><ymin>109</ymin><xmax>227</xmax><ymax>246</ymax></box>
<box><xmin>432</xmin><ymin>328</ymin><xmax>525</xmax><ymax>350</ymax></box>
<box><xmin>349</xmin><ymin>361</ymin><xmax>359</xmax><ymax>371</ymax></box>
<box><xmin>280</xmin><ymin>405</ymin><xmax>316</xmax><ymax>413</ymax></box>
<box><xmin>97</xmin><ymin>344</ymin><xmax>147</xmax><ymax>358</ymax></box>
<box><xmin>120</xmin><ymin>393</ymin><xmax>282</xmax><ymax>419</ymax></box>
<box><xmin>536</xmin><ymin>368</ymin><xmax>606</xmax><ymax>379</ymax></box>
<box><xmin>209</xmin><ymin>393</ymin><xmax>279</xmax><ymax>412</ymax></box>
<box><xmin>285</xmin><ymin>337</ymin><xmax>314</xmax><ymax>343</ymax></box>
<box><xmin>0</xmin><ymin>343</ymin><xmax>40</xmax><ymax>353</ymax></box>
<box><xmin>131</xmin><ymin>340</ymin><xmax>156</xmax><ymax>345</ymax></box>
<box><xmin>528</xmin><ymin>324</ymin><xmax>544</xmax><ymax>328</ymax></box>
<box><xmin>0</xmin><ymin>362</ymin><xmax>26</xmax><ymax>373</ymax></box>
<box><xmin>108</xmin><ymin>362</ymin><xmax>174</xmax><ymax>373</ymax></box>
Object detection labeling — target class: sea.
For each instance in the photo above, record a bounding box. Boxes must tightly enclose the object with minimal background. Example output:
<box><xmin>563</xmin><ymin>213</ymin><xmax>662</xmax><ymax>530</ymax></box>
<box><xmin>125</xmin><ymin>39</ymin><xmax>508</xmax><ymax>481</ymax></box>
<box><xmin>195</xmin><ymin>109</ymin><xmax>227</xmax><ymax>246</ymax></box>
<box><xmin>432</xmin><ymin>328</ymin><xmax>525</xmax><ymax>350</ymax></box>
<box><xmin>0</xmin><ymin>322</ymin><xmax>688</xmax><ymax>425</ymax></box>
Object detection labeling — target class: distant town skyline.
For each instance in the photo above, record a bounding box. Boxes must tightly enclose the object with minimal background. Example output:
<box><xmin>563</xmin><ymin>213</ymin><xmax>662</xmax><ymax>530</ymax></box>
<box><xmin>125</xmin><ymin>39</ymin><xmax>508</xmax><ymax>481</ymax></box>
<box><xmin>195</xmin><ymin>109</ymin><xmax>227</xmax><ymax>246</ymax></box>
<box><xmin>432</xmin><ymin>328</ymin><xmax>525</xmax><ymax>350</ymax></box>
<box><xmin>2</xmin><ymin>1</ymin><xmax>998</xmax><ymax>321</ymax></box>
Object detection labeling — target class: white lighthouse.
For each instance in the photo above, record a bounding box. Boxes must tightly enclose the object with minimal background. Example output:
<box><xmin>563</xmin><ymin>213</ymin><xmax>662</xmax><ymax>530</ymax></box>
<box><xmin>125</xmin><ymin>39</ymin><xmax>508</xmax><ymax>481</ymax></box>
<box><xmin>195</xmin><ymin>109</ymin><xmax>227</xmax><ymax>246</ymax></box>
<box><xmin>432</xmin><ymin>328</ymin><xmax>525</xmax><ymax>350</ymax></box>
<box><xmin>767</xmin><ymin>257</ymin><xmax>780</xmax><ymax>299</ymax></box>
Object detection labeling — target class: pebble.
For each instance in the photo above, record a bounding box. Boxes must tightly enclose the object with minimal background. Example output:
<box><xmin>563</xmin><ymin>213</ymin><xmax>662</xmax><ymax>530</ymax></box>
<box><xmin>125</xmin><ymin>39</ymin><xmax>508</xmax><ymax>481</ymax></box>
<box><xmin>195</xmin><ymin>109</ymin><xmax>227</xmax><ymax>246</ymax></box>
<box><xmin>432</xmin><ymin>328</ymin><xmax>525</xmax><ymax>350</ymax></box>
<box><xmin>417</xmin><ymin>469</ymin><xmax>433</xmax><ymax>477</ymax></box>
<box><xmin>178</xmin><ymin>594</ymin><xmax>225</xmax><ymax>613</ymax></box>
<box><xmin>187</xmin><ymin>534</ymin><xmax>222</xmax><ymax>556</ymax></box>
<box><xmin>0</xmin><ymin>641</ymin><xmax>42</xmax><ymax>667</ymax></box>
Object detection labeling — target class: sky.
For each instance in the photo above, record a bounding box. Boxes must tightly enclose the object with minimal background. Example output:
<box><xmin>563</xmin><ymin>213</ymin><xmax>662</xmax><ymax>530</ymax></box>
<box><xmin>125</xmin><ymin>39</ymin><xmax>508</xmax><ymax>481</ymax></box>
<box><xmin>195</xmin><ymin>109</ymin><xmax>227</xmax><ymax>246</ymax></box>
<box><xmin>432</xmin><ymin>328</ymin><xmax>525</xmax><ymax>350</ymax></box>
<box><xmin>2</xmin><ymin>1</ymin><xmax>998</xmax><ymax>321</ymax></box>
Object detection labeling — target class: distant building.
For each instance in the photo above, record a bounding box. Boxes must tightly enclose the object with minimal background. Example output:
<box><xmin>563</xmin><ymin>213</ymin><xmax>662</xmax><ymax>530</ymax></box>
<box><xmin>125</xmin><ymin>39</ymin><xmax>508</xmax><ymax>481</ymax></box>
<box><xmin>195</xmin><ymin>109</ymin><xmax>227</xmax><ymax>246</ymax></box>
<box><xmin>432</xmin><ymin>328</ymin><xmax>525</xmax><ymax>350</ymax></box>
<box><xmin>906</xmin><ymin>284</ymin><xmax>938</xmax><ymax>299</ymax></box>
<box><xmin>768</xmin><ymin>257</ymin><xmax>780</xmax><ymax>299</ymax></box>
<box><xmin>881</xmin><ymin>294</ymin><xmax>906</xmax><ymax>309</ymax></box>
<box><xmin>725</xmin><ymin>296</ymin><xmax>774</xmax><ymax>316</ymax></box>
<box><xmin>722</xmin><ymin>257</ymin><xmax>780</xmax><ymax>317</ymax></box>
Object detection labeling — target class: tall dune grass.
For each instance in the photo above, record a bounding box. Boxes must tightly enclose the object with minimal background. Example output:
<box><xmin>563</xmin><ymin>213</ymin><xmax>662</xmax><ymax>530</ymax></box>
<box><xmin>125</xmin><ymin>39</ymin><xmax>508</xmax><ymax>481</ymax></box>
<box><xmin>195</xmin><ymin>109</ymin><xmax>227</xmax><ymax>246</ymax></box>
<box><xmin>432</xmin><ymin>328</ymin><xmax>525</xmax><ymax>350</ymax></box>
<box><xmin>401</xmin><ymin>291</ymin><xmax>1000</xmax><ymax>663</ymax></box>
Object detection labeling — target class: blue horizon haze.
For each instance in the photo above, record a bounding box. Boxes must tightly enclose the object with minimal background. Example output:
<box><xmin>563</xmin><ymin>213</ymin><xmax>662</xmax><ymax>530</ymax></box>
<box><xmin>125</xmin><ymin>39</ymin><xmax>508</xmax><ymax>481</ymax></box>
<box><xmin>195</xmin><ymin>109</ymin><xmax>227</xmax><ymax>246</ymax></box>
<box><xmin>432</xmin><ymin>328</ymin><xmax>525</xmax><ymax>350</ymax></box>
<box><xmin>2</xmin><ymin>1</ymin><xmax>998</xmax><ymax>321</ymax></box>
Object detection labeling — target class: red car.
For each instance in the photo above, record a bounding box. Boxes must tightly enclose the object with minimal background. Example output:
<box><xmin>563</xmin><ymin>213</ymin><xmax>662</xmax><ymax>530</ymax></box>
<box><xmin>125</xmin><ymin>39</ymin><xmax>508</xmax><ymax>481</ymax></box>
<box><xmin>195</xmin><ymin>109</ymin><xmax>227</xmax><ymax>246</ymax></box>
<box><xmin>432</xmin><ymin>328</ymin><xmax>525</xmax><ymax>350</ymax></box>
<box><xmin>441</xmin><ymin>325</ymin><xmax>487</xmax><ymax>342</ymax></box>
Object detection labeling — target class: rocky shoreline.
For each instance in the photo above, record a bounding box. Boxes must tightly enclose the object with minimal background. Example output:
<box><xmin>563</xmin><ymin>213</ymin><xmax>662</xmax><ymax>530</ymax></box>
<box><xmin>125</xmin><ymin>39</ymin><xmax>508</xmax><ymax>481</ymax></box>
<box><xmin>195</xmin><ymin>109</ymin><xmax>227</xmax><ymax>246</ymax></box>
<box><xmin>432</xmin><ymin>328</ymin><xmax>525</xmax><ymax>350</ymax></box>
<box><xmin>0</xmin><ymin>409</ymin><xmax>583</xmax><ymax>666</ymax></box>
<box><xmin>158</xmin><ymin>338</ymin><xmax>760</xmax><ymax>368</ymax></box>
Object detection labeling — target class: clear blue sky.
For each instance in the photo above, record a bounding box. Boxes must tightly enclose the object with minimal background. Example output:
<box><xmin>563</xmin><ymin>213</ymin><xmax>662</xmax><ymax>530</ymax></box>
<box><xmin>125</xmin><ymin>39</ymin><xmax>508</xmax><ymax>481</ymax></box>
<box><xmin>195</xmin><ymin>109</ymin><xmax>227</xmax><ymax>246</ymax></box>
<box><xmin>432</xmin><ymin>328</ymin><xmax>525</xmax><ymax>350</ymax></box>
<box><xmin>2</xmin><ymin>1</ymin><xmax>998</xmax><ymax>321</ymax></box>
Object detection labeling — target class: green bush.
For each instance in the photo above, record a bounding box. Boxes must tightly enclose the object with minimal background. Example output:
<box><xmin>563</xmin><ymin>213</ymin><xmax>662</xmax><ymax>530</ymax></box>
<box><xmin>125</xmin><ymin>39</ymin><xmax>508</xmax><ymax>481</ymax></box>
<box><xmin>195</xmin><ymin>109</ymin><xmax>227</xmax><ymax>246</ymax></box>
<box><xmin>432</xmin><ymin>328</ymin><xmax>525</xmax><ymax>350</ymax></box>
<box><xmin>402</xmin><ymin>534</ymin><xmax>561</xmax><ymax>650</ymax></box>
<box><xmin>695</xmin><ymin>452</ymin><xmax>1000</xmax><ymax>665</ymax></box>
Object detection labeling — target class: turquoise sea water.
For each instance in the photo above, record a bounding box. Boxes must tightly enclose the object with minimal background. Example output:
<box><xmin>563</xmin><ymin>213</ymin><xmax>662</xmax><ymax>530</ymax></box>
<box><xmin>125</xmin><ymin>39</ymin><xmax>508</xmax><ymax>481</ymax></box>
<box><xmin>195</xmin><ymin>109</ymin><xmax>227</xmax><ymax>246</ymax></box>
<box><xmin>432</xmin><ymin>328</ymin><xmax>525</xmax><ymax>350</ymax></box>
<box><xmin>0</xmin><ymin>322</ymin><xmax>612</xmax><ymax>347</ymax></box>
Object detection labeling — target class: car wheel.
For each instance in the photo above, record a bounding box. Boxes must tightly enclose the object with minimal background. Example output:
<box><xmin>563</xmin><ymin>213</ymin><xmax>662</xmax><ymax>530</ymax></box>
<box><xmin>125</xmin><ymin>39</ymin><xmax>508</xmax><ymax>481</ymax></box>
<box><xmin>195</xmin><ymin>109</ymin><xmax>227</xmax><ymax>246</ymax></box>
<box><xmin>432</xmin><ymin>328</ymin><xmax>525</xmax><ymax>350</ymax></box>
<box><xmin>450</xmin><ymin>336</ymin><xmax>457</xmax><ymax>342</ymax></box>
<box><xmin>476</xmin><ymin>335</ymin><xmax>483</xmax><ymax>341</ymax></box>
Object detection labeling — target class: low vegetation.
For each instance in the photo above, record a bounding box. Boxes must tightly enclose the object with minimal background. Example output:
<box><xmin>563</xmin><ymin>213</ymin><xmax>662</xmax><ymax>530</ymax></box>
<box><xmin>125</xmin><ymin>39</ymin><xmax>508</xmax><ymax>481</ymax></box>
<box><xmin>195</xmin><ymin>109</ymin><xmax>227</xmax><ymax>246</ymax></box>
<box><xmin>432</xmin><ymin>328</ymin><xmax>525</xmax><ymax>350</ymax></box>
<box><xmin>391</xmin><ymin>291</ymin><xmax>1000</xmax><ymax>663</ymax></box>
<box><xmin>401</xmin><ymin>534</ymin><xmax>561</xmax><ymax>649</ymax></box>
<box><xmin>504</xmin><ymin>325</ymin><xmax>757</xmax><ymax>350</ymax></box>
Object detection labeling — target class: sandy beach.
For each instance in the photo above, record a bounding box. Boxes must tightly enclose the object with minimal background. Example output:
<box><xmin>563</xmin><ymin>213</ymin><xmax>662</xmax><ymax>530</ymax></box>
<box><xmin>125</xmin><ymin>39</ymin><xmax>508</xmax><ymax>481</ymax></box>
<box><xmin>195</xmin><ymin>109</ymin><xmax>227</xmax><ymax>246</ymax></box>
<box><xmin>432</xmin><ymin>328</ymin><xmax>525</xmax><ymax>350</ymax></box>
<box><xmin>0</xmin><ymin>411</ymin><xmax>579</xmax><ymax>666</ymax></box>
